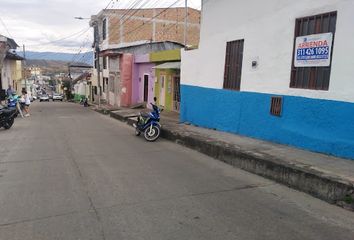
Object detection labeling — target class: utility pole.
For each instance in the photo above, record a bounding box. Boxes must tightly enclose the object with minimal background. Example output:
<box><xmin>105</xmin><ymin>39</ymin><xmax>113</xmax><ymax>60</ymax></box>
<box><xmin>23</xmin><ymin>44</ymin><xmax>27</xmax><ymax>90</ymax></box>
<box><xmin>184</xmin><ymin>0</ymin><xmax>188</xmax><ymax>47</ymax></box>
<box><xmin>94</xmin><ymin>23</ymin><xmax>101</xmax><ymax>108</ymax></box>
<box><xmin>68</xmin><ymin>64</ymin><xmax>71</xmax><ymax>100</ymax></box>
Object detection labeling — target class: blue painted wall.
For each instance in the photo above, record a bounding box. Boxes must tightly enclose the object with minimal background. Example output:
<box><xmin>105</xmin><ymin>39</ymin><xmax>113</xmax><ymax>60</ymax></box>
<box><xmin>180</xmin><ymin>85</ymin><xmax>354</xmax><ymax>160</ymax></box>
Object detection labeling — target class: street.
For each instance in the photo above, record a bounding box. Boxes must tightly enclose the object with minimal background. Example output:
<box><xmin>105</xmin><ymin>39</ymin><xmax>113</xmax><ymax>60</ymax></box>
<box><xmin>0</xmin><ymin>102</ymin><xmax>353</xmax><ymax>240</ymax></box>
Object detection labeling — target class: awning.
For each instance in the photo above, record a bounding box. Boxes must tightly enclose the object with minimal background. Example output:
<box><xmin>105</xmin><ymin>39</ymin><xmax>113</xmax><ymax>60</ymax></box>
<box><xmin>153</xmin><ymin>62</ymin><xmax>180</xmax><ymax>69</ymax></box>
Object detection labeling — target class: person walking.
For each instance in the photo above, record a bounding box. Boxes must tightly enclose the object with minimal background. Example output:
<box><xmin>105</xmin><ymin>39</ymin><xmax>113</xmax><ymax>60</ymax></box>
<box><xmin>21</xmin><ymin>90</ymin><xmax>31</xmax><ymax>117</ymax></box>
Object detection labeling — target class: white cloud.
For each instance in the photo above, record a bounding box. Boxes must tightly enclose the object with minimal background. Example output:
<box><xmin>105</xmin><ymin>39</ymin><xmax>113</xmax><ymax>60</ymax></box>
<box><xmin>0</xmin><ymin>0</ymin><xmax>201</xmax><ymax>53</ymax></box>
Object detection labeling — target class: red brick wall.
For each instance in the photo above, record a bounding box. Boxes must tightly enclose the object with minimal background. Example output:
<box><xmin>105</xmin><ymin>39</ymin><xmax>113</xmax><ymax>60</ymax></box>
<box><xmin>102</xmin><ymin>7</ymin><xmax>200</xmax><ymax>46</ymax></box>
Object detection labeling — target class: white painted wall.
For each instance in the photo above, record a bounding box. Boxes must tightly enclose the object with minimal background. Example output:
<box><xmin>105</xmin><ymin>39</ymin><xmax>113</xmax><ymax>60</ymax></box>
<box><xmin>75</xmin><ymin>81</ymin><xmax>87</xmax><ymax>96</ymax></box>
<box><xmin>1</xmin><ymin>60</ymin><xmax>12</xmax><ymax>90</ymax></box>
<box><xmin>181</xmin><ymin>0</ymin><xmax>354</xmax><ymax>103</ymax></box>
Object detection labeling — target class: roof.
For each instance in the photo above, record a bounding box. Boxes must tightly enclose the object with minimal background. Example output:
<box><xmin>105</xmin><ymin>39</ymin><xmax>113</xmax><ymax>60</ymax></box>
<box><xmin>72</xmin><ymin>72</ymin><xmax>92</xmax><ymax>84</ymax></box>
<box><xmin>5</xmin><ymin>51</ymin><xmax>24</xmax><ymax>60</ymax></box>
<box><xmin>0</xmin><ymin>35</ymin><xmax>19</xmax><ymax>49</ymax></box>
<box><xmin>7</xmin><ymin>38</ymin><xmax>18</xmax><ymax>49</ymax></box>
<box><xmin>100</xmin><ymin>41</ymin><xmax>184</xmax><ymax>56</ymax></box>
<box><xmin>111</xmin><ymin>40</ymin><xmax>152</xmax><ymax>49</ymax></box>
<box><xmin>153</xmin><ymin>62</ymin><xmax>181</xmax><ymax>69</ymax></box>
<box><xmin>69</xmin><ymin>64</ymin><xmax>93</xmax><ymax>69</ymax></box>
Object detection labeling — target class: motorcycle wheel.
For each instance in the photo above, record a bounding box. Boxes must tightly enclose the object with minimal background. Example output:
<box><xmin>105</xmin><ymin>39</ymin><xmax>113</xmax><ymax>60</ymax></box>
<box><xmin>144</xmin><ymin>125</ymin><xmax>160</xmax><ymax>142</ymax></box>
<box><xmin>4</xmin><ymin>117</ymin><xmax>14</xmax><ymax>130</ymax></box>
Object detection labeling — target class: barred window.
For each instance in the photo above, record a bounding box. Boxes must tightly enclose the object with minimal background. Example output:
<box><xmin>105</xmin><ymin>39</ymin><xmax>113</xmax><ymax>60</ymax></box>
<box><xmin>223</xmin><ymin>39</ymin><xmax>244</xmax><ymax>91</ymax></box>
<box><xmin>102</xmin><ymin>18</ymin><xmax>107</xmax><ymax>40</ymax></box>
<box><xmin>290</xmin><ymin>12</ymin><xmax>337</xmax><ymax>90</ymax></box>
<box><xmin>103</xmin><ymin>57</ymin><xmax>107</xmax><ymax>69</ymax></box>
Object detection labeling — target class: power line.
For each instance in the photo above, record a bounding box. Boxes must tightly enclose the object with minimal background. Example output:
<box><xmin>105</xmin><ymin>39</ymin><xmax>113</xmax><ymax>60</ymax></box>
<box><xmin>70</xmin><ymin>35</ymin><xmax>91</xmax><ymax>63</ymax></box>
<box><xmin>119</xmin><ymin>0</ymin><xmax>154</xmax><ymax>26</ymax></box>
<box><xmin>26</xmin><ymin>27</ymin><xmax>91</xmax><ymax>47</ymax></box>
<box><xmin>0</xmin><ymin>17</ymin><xmax>13</xmax><ymax>38</ymax></box>
<box><xmin>92</xmin><ymin>0</ymin><xmax>174</xmax><ymax>41</ymax></box>
<box><xmin>120</xmin><ymin>0</ymin><xmax>183</xmax><ymax>40</ymax></box>
<box><xmin>97</xmin><ymin>0</ymin><xmax>184</xmax><ymax>43</ymax></box>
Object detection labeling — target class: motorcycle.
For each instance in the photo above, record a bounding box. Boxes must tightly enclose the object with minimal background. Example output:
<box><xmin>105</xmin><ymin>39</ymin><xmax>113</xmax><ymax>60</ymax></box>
<box><xmin>0</xmin><ymin>105</ymin><xmax>17</xmax><ymax>130</ymax></box>
<box><xmin>133</xmin><ymin>103</ymin><xmax>163</xmax><ymax>142</ymax></box>
<box><xmin>7</xmin><ymin>95</ymin><xmax>20</xmax><ymax>118</ymax></box>
<box><xmin>83</xmin><ymin>98</ymin><xmax>89</xmax><ymax>107</ymax></box>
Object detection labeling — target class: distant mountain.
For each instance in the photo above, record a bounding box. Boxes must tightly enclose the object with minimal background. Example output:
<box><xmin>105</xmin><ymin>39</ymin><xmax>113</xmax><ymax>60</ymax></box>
<box><xmin>18</xmin><ymin>51</ymin><xmax>93</xmax><ymax>64</ymax></box>
<box><xmin>26</xmin><ymin>59</ymin><xmax>91</xmax><ymax>75</ymax></box>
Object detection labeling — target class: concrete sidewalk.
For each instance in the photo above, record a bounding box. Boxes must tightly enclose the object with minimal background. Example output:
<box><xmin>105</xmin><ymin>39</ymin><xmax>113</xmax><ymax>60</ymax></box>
<box><xmin>97</xmin><ymin>106</ymin><xmax>354</xmax><ymax>210</ymax></box>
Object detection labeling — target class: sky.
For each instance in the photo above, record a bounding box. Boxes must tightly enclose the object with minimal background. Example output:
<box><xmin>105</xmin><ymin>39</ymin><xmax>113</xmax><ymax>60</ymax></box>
<box><xmin>0</xmin><ymin>0</ymin><xmax>201</xmax><ymax>53</ymax></box>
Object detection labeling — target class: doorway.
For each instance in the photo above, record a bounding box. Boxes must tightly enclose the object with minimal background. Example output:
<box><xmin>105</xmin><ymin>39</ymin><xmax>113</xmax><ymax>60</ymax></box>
<box><xmin>143</xmin><ymin>74</ymin><xmax>149</xmax><ymax>102</ymax></box>
<box><xmin>173</xmin><ymin>76</ymin><xmax>180</xmax><ymax>112</ymax></box>
<box><xmin>159</xmin><ymin>75</ymin><xmax>165</xmax><ymax>107</ymax></box>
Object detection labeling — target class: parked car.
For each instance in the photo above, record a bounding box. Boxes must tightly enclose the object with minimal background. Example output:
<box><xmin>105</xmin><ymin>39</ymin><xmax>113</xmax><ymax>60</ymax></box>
<box><xmin>52</xmin><ymin>93</ymin><xmax>63</xmax><ymax>101</ymax></box>
<box><xmin>39</xmin><ymin>94</ymin><xmax>50</xmax><ymax>102</ymax></box>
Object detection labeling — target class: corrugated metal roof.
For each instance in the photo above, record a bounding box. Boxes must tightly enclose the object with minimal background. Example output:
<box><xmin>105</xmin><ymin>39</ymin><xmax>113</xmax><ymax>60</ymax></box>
<box><xmin>100</xmin><ymin>41</ymin><xmax>184</xmax><ymax>56</ymax></box>
<box><xmin>153</xmin><ymin>62</ymin><xmax>180</xmax><ymax>69</ymax></box>
<box><xmin>0</xmin><ymin>35</ymin><xmax>19</xmax><ymax>49</ymax></box>
<box><xmin>5</xmin><ymin>52</ymin><xmax>24</xmax><ymax>60</ymax></box>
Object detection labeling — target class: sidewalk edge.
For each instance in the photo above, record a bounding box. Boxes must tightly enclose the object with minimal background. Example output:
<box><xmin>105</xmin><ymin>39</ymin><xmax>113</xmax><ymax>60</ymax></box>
<box><xmin>104</xmin><ymin>110</ymin><xmax>354</xmax><ymax>210</ymax></box>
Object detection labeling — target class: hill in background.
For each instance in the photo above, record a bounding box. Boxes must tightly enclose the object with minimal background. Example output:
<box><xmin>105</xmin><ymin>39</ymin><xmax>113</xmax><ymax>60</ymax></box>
<box><xmin>18</xmin><ymin>51</ymin><xmax>93</xmax><ymax>63</ymax></box>
<box><xmin>19</xmin><ymin>51</ymin><xmax>93</xmax><ymax>76</ymax></box>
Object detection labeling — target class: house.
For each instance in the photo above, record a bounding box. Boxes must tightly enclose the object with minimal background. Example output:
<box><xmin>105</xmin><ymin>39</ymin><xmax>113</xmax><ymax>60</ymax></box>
<box><xmin>89</xmin><ymin>7</ymin><xmax>201</xmax><ymax>106</ymax></box>
<box><xmin>73</xmin><ymin>72</ymin><xmax>92</xmax><ymax>101</ymax></box>
<box><xmin>96</xmin><ymin>41</ymin><xmax>183</xmax><ymax>107</ymax></box>
<box><xmin>91</xmin><ymin>7</ymin><xmax>200</xmax><ymax>48</ymax></box>
<box><xmin>180</xmin><ymin>0</ymin><xmax>354</xmax><ymax>159</ymax></box>
<box><xmin>0</xmin><ymin>35</ymin><xmax>24</xmax><ymax>97</ymax></box>
<box><xmin>133</xmin><ymin>53</ymin><xmax>156</xmax><ymax>106</ymax></box>
<box><xmin>133</xmin><ymin>48</ymin><xmax>182</xmax><ymax>111</ymax></box>
<box><xmin>151</xmin><ymin>49</ymin><xmax>181</xmax><ymax>112</ymax></box>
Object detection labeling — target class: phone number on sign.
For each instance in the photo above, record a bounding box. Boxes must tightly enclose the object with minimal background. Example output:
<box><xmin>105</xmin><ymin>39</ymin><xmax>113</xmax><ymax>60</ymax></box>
<box><xmin>297</xmin><ymin>47</ymin><xmax>329</xmax><ymax>60</ymax></box>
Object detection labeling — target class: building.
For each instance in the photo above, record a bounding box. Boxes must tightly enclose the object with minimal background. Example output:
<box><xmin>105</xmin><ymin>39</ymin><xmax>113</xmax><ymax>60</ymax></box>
<box><xmin>97</xmin><ymin>41</ymin><xmax>183</xmax><ymax>107</ymax></box>
<box><xmin>0</xmin><ymin>35</ymin><xmax>24</xmax><ymax>97</ymax></box>
<box><xmin>89</xmin><ymin>7</ymin><xmax>200</xmax><ymax>107</ymax></box>
<box><xmin>180</xmin><ymin>0</ymin><xmax>354</xmax><ymax>159</ymax></box>
<box><xmin>134</xmin><ymin>48</ymin><xmax>182</xmax><ymax>111</ymax></box>
<box><xmin>27</xmin><ymin>66</ymin><xmax>42</xmax><ymax>77</ymax></box>
<box><xmin>151</xmin><ymin>49</ymin><xmax>181</xmax><ymax>112</ymax></box>
<box><xmin>91</xmin><ymin>7</ymin><xmax>200</xmax><ymax>48</ymax></box>
<box><xmin>73</xmin><ymin>72</ymin><xmax>92</xmax><ymax>101</ymax></box>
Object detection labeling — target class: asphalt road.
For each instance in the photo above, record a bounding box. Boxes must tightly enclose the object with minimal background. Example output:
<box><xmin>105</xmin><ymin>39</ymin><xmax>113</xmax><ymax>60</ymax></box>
<box><xmin>0</xmin><ymin>102</ymin><xmax>353</xmax><ymax>240</ymax></box>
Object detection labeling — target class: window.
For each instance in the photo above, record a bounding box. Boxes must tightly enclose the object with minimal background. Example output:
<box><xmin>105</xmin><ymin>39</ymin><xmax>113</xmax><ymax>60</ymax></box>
<box><xmin>103</xmin><ymin>77</ymin><xmax>108</xmax><ymax>92</ymax></box>
<box><xmin>270</xmin><ymin>96</ymin><xmax>283</xmax><ymax>117</ymax></box>
<box><xmin>94</xmin><ymin>57</ymin><xmax>97</xmax><ymax>69</ymax></box>
<box><xmin>109</xmin><ymin>74</ymin><xmax>115</xmax><ymax>92</ymax></box>
<box><xmin>290</xmin><ymin>12</ymin><xmax>337</xmax><ymax>90</ymax></box>
<box><xmin>102</xmin><ymin>18</ymin><xmax>107</xmax><ymax>40</ymax></box>
<box><xmin>103</xmin><ymin>57</ymin><xmax>107</xmax><ymax>69</ymax></box>
<box><xmin>223</xmin><ymin>39</ymin><xmax>244</xmax><ymax>91</ymax></box>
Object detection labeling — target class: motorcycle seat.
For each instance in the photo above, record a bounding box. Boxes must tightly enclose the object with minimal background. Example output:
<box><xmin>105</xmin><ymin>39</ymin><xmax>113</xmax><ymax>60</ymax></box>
<box><xmin>140</xmin><ymin>112</ymin><xmax>151</xmax><ymax>119</ymax></box>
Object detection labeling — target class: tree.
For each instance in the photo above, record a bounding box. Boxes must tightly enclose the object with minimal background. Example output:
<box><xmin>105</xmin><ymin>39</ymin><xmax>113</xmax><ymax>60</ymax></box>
<box><xmin>62</xmin><ymin>80</ymin><xmax>73</xmax><ymax>100</ymax></box>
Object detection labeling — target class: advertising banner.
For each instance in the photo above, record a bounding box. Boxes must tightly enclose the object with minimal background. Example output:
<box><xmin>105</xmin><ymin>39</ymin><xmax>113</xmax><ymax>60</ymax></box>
<box><xmin>294</xmin><ymin>33</ymin><xmax>333</xmax><ymax>67</ymax></box>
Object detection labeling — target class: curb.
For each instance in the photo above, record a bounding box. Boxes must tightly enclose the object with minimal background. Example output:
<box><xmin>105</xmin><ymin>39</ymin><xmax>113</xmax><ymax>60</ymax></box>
<box><xmin>161</xmin><ymin>128</ymin><xmax>354</xmax><ymax>209</ymax></box>
<box><xmin>105</xmin><ymin>110</ymin><xmax>354</xmax><ymax>210</ymax></box>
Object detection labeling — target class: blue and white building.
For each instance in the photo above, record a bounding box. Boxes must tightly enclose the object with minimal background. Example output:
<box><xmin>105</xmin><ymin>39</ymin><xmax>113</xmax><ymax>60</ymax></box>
<box><xmin>180</xmin><ymin>0</ymin><xmax>354</xmax><ymax>160</ymax></box>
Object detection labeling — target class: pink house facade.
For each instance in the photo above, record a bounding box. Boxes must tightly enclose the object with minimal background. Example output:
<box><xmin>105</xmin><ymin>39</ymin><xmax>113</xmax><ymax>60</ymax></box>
<box><xmin>132</xmin><ymin>54</ymin><xmax>156</xmax><ymax>107</ymax></box>
<box><xmin>96</xmin><ymin>41</ymin><xmax>184</xmax><ymax>108</ymax></box>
